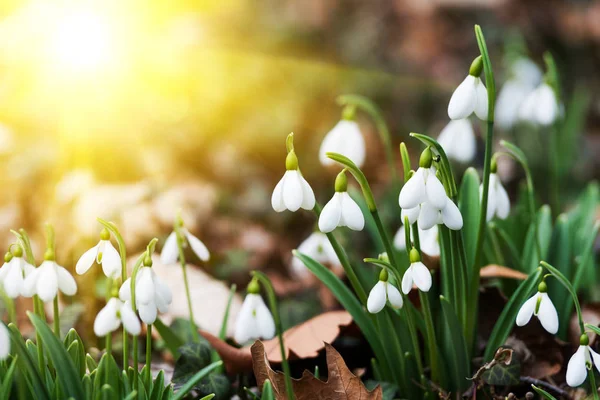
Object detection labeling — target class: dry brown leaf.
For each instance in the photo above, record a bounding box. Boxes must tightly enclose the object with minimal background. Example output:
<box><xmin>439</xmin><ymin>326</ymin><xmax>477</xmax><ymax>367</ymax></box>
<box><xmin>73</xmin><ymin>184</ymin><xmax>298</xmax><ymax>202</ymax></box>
<box><xmin>480</xmin><ymin>265</ymin><xmax>528</xmax><ymax>280</ymax></box>
<box><xmin>252</xmin><ymin>340</ymin><xmax>382</xmax><ymax>400</ymax></box>
<box><xmin>200</xmin><ymin>310</ymin><xmax>353</xmax><ymax>374</ymax></box>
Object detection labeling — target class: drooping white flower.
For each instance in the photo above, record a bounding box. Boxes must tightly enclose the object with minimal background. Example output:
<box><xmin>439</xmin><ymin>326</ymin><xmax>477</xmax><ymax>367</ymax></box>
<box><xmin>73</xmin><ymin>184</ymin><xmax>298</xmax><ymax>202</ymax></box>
<box><xmin>0</xmin><ymin>249</ymin><xmax>35</xmax><ymax>298</ymax></box>
<box><xmin>367</xmin><ymin>270</ymin><xmax>403</xmax><ymax>314</ymax></box>
<box><xmin>0</xmin><ymin>322</ymin><xmax>9</xmax><ymax>361</ymax></box>
<box><xmin>76</xmin><ymin>229</ymin><xmax>121</xmax><ymax>278</ymax></box>
<box><xmin>23</xmin><ymin>258</ymin><xmax>77</xmax><ymax>302</ymax></box>
<box><xmin>319</xmin><ymin>171</ymin><xmax>364</xmax><ymax>233</ymax></box>
<box><xmin>481</xmin><ymin>172</ymin><xmax>510</xmax><ymax>222</ymax></box>
<box><xmin>394</xmin><ymin>224</ymin><xmax>439</xmax><ymax>257</ymax></box>
<box><xmin>518</xmin><ymin>82</ymin><xmax>559</xmax><ymax>126</ymax></box>
<box><xmin>161</xmin><ymin>225</ymin><xmax>210</xmax><ymax>265</ymax></box>
<box><xmin>417</xmin><ymin>198</ymin><xmax>463</xmax><ymax>231</ymax></box>
<box><xmin>402</xmin><ymin>249</ymin><xmax>432</xmax><ymax>294</ymax></box>
<box><xmin>291</xmin><ymin>232</ymin><xmax>340</xmax><ymax>277</ymax></box>
<box><xmin>566</xmin><ymin>334</ymin><xmax>600</xmax><ymax>387</ymax></box>
<box><xmin>119</xmin><ymin>266</ymin><xmax>172</xmax><ymax>325</ymax></box>
<box><xmin>448</xmin><ymin>57</ymin><xmax>488</xmax><ymax>121</ymax></box>
<box><xmin>271</xmin><ymin>149</ymin><xmax>315</xmax><ymax>213</ymax></box>
<box><xmin>437</xmin><ymin>119</ymin><xmax>476</xmax><ymax>163</ymax></box>
<box><xmin>319</xmin><ymin>119</ymin><xmax>366</xmax><ymax>168</ymax></box>
<box><xmin>94</xmin><ymin>297</ymin><xmax>141</xmax><ymax>337</ymax></box>
<box><xmin>234</xmin><ymin>282</ymin><xmax>275</xmax><ymax>344</ymax></box>
<box><xmin>515</xmin><ymin>282</ymin><xmax>558</xmax><ymax>334</ymax></box>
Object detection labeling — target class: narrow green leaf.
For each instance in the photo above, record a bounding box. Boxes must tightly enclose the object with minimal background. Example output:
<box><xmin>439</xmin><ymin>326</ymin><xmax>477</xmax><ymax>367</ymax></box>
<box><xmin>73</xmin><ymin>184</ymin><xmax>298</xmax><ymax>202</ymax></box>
<box><xmin>0</xmin><ymin>355</ymin><xmax>18</xmax><ymax>399</ymax></box>
<box><xmin>521</xmin><ymin>205</ymin><xmax>552</xmax><ymax>271</ymax></box>
<box><xmin>124</xmin><ymin>391</ymin><xmax>138</xmax><ymax>400</ymax></box>
<box><xmin>491</xmin><ymin>224</ymin><xmax>523</xmax><ymax>272</ymax></box>
<box><xmin>261</xmin><ymin>379</ymin><xmax>275</xmax><ymax>400</ymax></box>
<box><xmin>86</xmin><ymin>353</ymin><xmax>98</xmax><ymax>372</ymax></box>
<box><xmin>149</xmin><ymin>370</ymin><xmax>165</xmax><ymax>400</ymax></box>
<box><xmin>7</xmin><ymin>324</ymin><xmax>50</xmax><ymax>400</ymax></box>
<box><xmin>82</xmin><ymin>374</ymin><xmax>92</xmax><ymax>400</ymax></box>
<box><xmin>484</xmin><ymin>267</ymin><xmax>543</xmax><ymax>360</ymax></box>
<box><xmin>153</xmin><ymin>318</ymin><xmax>184</xmax><ymax>360</ymax></box>
<box><xmin>531</xmin><ymin>384</ymin><xmax>558</xmax><ymax>400</ymax></box>
<box><xmin>459</xmin><ymin>167</ymin><xmax>481</xmax><ymax>270</ymax></box>
<box><xmin>439</xmin><ymin>296</ymin><xmax>470</xmax><ymax>391</ymax></box>
<box><xmin>199</xmin><ymin>395</ymin><xmax>216</xmax><ymax>400</ymax></box>
<box><xmin>172</xmin><ymin>361</ymin><xmax>222</xmax><ymax>400</ymax></box>
<box><xmin>546</xmin><ymin>214</ymin><xmax>571</xmax><ymax>338</ymax></box>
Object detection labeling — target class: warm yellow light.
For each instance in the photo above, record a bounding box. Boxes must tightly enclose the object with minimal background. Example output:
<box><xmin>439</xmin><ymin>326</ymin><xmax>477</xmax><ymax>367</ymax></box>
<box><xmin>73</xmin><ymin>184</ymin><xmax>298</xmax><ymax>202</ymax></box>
<box><xmin>49</xmin><ymin>9</ymin><xmax>114</xmax><ymax>72</ymax></box>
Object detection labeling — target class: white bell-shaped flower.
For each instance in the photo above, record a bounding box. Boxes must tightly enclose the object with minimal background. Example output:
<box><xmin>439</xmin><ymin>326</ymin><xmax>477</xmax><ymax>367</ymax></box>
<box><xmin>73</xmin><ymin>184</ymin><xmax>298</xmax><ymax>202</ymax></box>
<box><xmin>76</xmin><ymin>229</ymin><xmax>121</xmax><ymax>278</ymax></box>
<box><xmin>566</xmin><ymin>334</ymin><xmax>600</xmax><ymax>387</ymax></box>
<box><xmin>0</xmin><ymin>248</ymin><xmax>35</xmax><ymax>298</ymax></box>
<box><xmin>161</xmin><ymin>225</ymin><xmax>210</xmax><ymax>265</ymax></box>
<box><xmin>271</xmin><ymin>149</ymin><xmax>315</xmax><ymax>213</ymax></box>
<box><xmin>417</xmin><ymin>198</ymin><xmax>463</xmax><ymax>231</ymax></box>
<box><xmin>23</xmin><ymin>253</ymin><xmax>77</xmax><ymax>302</ymax></box>
<box><xmin>448</xmin><ymin>57</ymin><xmax>488</xmax><ymax>121</ymax></box>
<box><xmin>367</xmin><ymin>269</ymin><xmax>403</xmax><ymax>314</ymax></box>
<box><xmin>398</xmin><ymin>149</ymin><xmax>447</xmax><ymax>211</ymax></box>
<box><xmin>515</xmin><ymin>281</ymin><xmax>558</xmax><ymax>334</ymax></box>
<box><xmin>481</xmin><ymin>171</ymin><xmax>510</xmax><ymax>222</ymax></box>
<box><xmin>319</xmin><ymin>119</ymin><xmax>366</xmax><ymax>168</ymax></box>
<box><xmin>0</xmin><ymin>322</ymin><xmax>9</xmax><ymax>361</ymax></box>
<box><xmin>518</xmin><ymin>82</ymin><xmax>559</xmax><ymax>126</ymax></box>
<box><xmin>319</xmin><ymin>171</ymin><xmax>364</xmax><ymax>233</ymax></box>
<box><xmin>94</xmin><ymin>297</ymin><xmax>141</xmax><ymax>337</ymax></box>
<box><xmin>234</xmin><ymin>281</ymin><xmax>275</xmax><ymax>344</ymax></box>
<box><xmin>291</xmin><ymin>232</ymin><xmax>340</xmax><ymax>277</ymax></box>
<box><xmin>119</xmin><ymin>264</ymin><xmax>172</xmax><ymax>325</ymax></box>
<box><xmin>437</xmin><ymin>119</ymin><xmax>476</xmax><ymax>163</ymax></box>
<box><xmin>394</xmin><ymin>225</ymin><xmax>439</xmax><ymax>257</ymax></box>
<box><xmin>402</xmin><ymin>249</ymin><xmax>432</xmax><ymax>294</ymax></box>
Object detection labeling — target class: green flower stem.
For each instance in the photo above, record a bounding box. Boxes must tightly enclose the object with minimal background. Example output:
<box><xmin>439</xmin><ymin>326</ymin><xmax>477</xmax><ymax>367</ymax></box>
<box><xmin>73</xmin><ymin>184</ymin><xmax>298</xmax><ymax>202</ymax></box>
<box><xmin>0</xmin><ymin>290</ymin><xmax>16</xmax><ymax>324</ymax></box>
<box><xmin>146</xmin><ymin>324</ymin><xmax>152</xmax><ymax>382</ymax></box>
<box><xmin>53</xmin><ymin>297</ymin><xmax>60</xmax><ymax>338</ymax></box>
<box><xmin>541</xmin><ymin>261</ymin><xmax>584</xmax><ymax>334</ymax></box>
<box><xmin>133</xmin><ymin>336</ymin><xmax>139</xmax><ymax>390</ymax></box>
<box><xmin>97</xmin><ymin>218</ymin><xmax>130</xmax><ymax>370</ymax></box>
<box><xmin>549</xmin><ymin>123</ymin><xmax>560</xmax><ymax>216</ymax></box>
<box><xmin>313</xmin><ymin>203</ymin><xmax>368</xmax><ymax>305</ymax></box>
<box><xmin>590</xmin><ymin>367</ymin><xmax>600</xmax><ymax>400</ymax></box>
<box><xmin>174</xmin><ymin>225</ymin><xmax>199</xmax><ymax>341</ymax></box>
<box><xmin>337</xmin><ymin>94</ymin><xmax>397</xmax><ymax>181</ymax></box>
<box><xmin>105</xmin><ymin>333</ymin><xmax>112</xmax><ymax>386</ymax></box>
<box><xmin>251</xmin><ymin>271</ymin><xmax>294</xmax><ymax>400</ymax></box>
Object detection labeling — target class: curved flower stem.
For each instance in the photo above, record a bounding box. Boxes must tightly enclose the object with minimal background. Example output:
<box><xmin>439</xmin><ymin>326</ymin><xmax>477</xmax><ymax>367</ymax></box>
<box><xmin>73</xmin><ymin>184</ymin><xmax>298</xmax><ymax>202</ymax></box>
<box><xmin>174</xmin><ymin>225</ymin><xmax>199</xmax><ymax>341</ymax></box>
<box><xmin>540</xmin><ymin>261</ymin><xmax>584</xmax><ymax>334</ymax></box>
<box><xmin>313</xmin><ymin>203</ymin><xmax>368</xmax><ymax>305</ymax></box>
<box><xmin>53</xmin><ymin>297</ymin><xmax>60</xmax><ymax>338</ymax></box>
<box><xmin>589</xmin><ymin>367</ymin><xmax>600</xmax><ymax>400</ymax></box>
<box><xmin>251</xmin><ymin>271</ymin><xmax>294</xmax><ymax>400</ymax></box>
<box><xmin>337</xmin><ymin>94</ymin><xmax>397</xmax><ymax>181</ymax></box>
<box><xmin>146</xmin><ymin>324</ymin><xmax>152</xmax><ymax>382</ymax></box>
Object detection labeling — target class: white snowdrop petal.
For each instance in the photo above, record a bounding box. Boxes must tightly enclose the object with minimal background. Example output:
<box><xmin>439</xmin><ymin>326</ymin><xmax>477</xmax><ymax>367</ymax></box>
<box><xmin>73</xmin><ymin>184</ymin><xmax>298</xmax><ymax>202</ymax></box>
<box><xmin>5</xmin><ymin>262</ymin><xmax>22</xmax><ymax>298</ymax></box>
<box><xmin>299</xmin><ymin>175</ymin><xmax>316</xmax><ymax>210</ymax></box>
<box><xmin>185</xmin><ymin>230</ymin><xmax>210</xmax><ymax>262</ymax></box>
<box><xmin>120</xmin><ymin>302</ymin><xmax>141</xmax><ymax>336</ymax></box>
<box><xmin>271</xmin><ymin>176</ymin><xmax>286</xmax><ymax>212</ymax></box>
<box><xmin>319</xmin><ymin>120</ymin><xmax>366</xmax><ymax>168</ymax></box>
<box><xmin>385</xmin><ymin>283</ymin><xmax>403</xmax><ymax>309</ymax></box>
<box><xmin>393</xmin><ymin>226</ymin><xmax>407</xmax><ymax>250</ymax></box>
<box><xmin>0</xmin><ymin>262</ymin><xmax>9</xmax><ymax>282</ymax></box>
<box><xmin>399</xmin><ymin>168</ymin><xmax>427</xmax><ymax>209</ymax></box>
<box><xmin>590</xmin><ymin>348</ymin><xmax>600</xmax><ymax>376</ymax></box>
<box><xmin>22</xmin><ymin>268</ymin><xmax>39</xmax><ymax>297</ymax></box>
<box><xmin>401</xmin><ymin>268</ymin><xmax>414</xmax><ymax>295</ymax></box>
<box><xmin>515</xmin><ymin>295</ymin><xmax>537</xmax><ymax>327</ymax></box>
<box><xmin>136</xmin><ymin>268</ymin><xmax>154</xmax><ymax>305</ymax></box>
<box><xmin>37</xmin><ymin>264</ymin><xmax>58</xmax><ymax>302</ymax></box>
<box><xmin>138</xmin><ymin>302</ymin><xmax>157</xmax><ymax>324</ymax></box>
<box><xmin>75</xmin><ymin>245</ymin><xmax>99</xmax><ymax>275</ymax></box>
<box><xmin>101</xmin><ymin>242</ymin><xmax>122</xmax><ymax>278</ymax></box>
<box><xmin>340</xmin><ymin>193</ymin><xmax>365</xmax><ymax>231</ymax></box>
<box><xmin>411</xmin><ymin>262</ymin><xmax>432</xmax><ymax>292</ymax></box>
<box><xmin>418</xmin><ymin>202</ymin><xmax>440</xmax><ymax>231</ymax></box>
<box><xmin>94</xmin><ymin>299</ymin><xmax>120</xmax><ymax>337</ymax></box>
<box><xmin>0</xmin><ymin>323</ymin><xmax>9</xmax><ymax>360</ymax></box>
<box><xmin>367</xmin><ymin>281</ymin><xmax>387</xmax><ymax>314</ymax></box>
<box><xmin>318</xmin><ymin>193</ymin><xmax>342</xmax><ymax>233</ymax></box>
<box><xmin>474</xmin><ymin>78</ymin><xmax>489</xmax><ymax>121</ymax></box>
<box><xmin>119</xmin><ymin>278</ymin><xmax>132</xmax><ymax>301</ymax></box>
<box><xmin>537</xmin><ymin>293</ymin><xmax>559</xmax><ymax>334</ymax></box>
<box><xmin>448</xmin><ymin>76</ymin><xmax>477</xmax><ymax>120</ymax></box>
<box><xmin>535</xmin><ymin>84</ymin><xmax>558</xmax><ymax>126</ymax></box>
<box><xmin>455</xmin><ymin>120</ymin><xmax>477</xmax><ymax>163</ymax></box>
<box><xmin>495</xmin><ymin>80</ymin><xmax>531</xmax><ymax>130</ymax></box>
<box><xmin>425</xmin><ymin>172</ymin><xmax>447</xmax><ymax>209</ymax></box>
<box><xmin>495</xmin><ymin>180</ymin><xmax>511</xmax><ymax>220</ymax></box>
<box><xmin>234</xmin><ymin>294</ymin><xmax>260</xmax><ymax>343</ymax></box>
<box><xmin>420</xmin><ymin>226</ymin><xmax>440</xmax><ymax>257</ymax></box>
<box><xmin>441</xmin><ymin>198</ymin><xmax>463</xmax><ymax>230</ymax></box>
<box><xmin>482</xmin><ymin>180</ymin><xmax>497</xmax><ymax>222</ymax></box>
<box><xmin>256</xmin><ymin>297</ymin><xmax>276</xmax><ymax>339</ymax></box>
<box><xmin>401</xmin><ymin>206</ymin><xmax>420</xmax><ymax>226</ymax></box>
<box><xmin>566</xmin><ymin>346</ymin><xmax>589</xmax><ymax>387</ymax></box>
<box><xmin>56</xmin><ymin>266</ymin><xmax>78</xmax><ymax>296</ymax></box>
<box><xmin>282</xmin><ymin>171</ymin><xmax>304</xmax><ymax>212</ymax></box>
<box><xmin>319</xmin><ymin>122</ymin><xmax>344</xmax><ymax>167</ymax></box>
<box><xmin>160</xmin><ymin>231</ymin><xmax>179</xmax><ymax>265</ymax></box>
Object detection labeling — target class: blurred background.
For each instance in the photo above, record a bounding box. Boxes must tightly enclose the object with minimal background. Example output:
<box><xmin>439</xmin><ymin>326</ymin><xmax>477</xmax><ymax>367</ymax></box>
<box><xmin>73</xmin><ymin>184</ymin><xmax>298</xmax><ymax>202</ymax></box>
<box><xmin>0</xmin><ymin>0</ymin><xmax>598</xmax><ymax>340</ymax></box>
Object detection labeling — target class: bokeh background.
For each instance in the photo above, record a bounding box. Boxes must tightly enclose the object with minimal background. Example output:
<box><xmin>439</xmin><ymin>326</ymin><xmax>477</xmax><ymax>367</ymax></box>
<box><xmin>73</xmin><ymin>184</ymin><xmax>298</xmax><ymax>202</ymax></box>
<box><xmin>0</xmin><ymin>0</ymin><xmax>598</xmax><ymax>340</ymax></box>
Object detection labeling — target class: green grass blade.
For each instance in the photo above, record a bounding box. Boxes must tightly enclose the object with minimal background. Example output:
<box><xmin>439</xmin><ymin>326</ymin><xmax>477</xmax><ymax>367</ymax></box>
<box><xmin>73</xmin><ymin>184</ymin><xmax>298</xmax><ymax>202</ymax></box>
<box><xmin>7</xmin><ymin>324</ymin><xmax>50</xmax><ymax>400</ymax></box>
<box><xmin>531</xmin><ymin>384</ymin><xmax>558</xmax><ymax>400</ymax></box>
<box><xmin>439</xmin><ymin>296</ymin><xmax>470</xmax><ymax>391</ymax></box>
<box><xmin>172</xmin><ymin>361</ymin><xmax>222</xmax><ymax>400</ymax></box>
<box><xmin>459</xmin><ymin>167</ymin><xmax>481</xmax><ymax>271</ymax></box>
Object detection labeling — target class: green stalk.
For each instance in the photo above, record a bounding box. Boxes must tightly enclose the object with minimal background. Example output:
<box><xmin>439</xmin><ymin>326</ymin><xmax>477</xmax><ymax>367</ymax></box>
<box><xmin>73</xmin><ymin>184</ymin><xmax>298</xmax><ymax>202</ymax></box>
<box><xmin>105</xmin><ymin>334</ymin><xmax>112</xmax><ymax>387</ymax></box>
<box><xmin>53</xmin><ymin>297</ymin><xmax>60</xmax><ymax>338</ymax></box>
<box><xmin>590</xmin><ymin>368</ymin><xmax>600</xmax><ymax>400</ymax></box>
<box><xmin>174</xmin><ymin>225</ymin><xmax>199</xmax><ymax>341</ymax></box>
<box><xmin>419</xmin><ymin>292</ymin><xmax>441</xmax><ymax>384</ymax></box>
<box><xmin>337</xmin><ymin>94</ymin><xmax>397</xmax><ymax>181</ymax></box>
<box><xmin>541</xmin><ymin>261</ymin><xmax>584</xmax><ymax>333</ymax></box>
<box><xmin>313</xmin><ymin>203</ymin><xmax>367</xmax><ymax>305</ymax></box>
<box><xmin>146</xmin><ymin>324</ymin><xmax>152</xmax><ymax>382</ymax></box>
<box><xmin>251</xmin><ymin>271</ymin><xmax>294</xmax><ymax>400</ymax></box>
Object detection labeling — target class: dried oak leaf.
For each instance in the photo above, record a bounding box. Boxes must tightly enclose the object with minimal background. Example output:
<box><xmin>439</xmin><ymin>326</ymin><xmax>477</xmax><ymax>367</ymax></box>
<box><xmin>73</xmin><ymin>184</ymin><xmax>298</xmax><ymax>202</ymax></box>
<box><xmin>480</xmin><ymin>265</ymin><xmax>528</xmax><ymax>280</ymax></box>
<box><xmin>252</xmin><ymin>340</ymin><xmax>382</xmax><ymax>400</ymax></box>
<box><xmin>200</xmin><ymin>310</ymin><xmax>352</xmax><ymax>374</ymax></box>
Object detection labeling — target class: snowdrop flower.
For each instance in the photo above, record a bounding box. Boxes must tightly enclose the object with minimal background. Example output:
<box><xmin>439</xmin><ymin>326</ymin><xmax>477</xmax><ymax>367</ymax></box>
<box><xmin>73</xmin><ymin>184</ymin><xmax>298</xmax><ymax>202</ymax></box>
<box><xmin>319</xmin><ymin>109</ymin><xmax>366</xmax><ymax>168</ymax></box>
<box><xmin>448</xmin><ymin>56</ymin><xmax>488</xmax><ymax>121</ymax></box>
<box><xmin>119</xmin><ymin>259</ymin><xmax>172</xmax><ymax>324</ymax></box>
<box><xmin>23</xmin><ymin>250</ymin><xmax>77</xmax><ymax>302</ymax></box>
<box><xmin>0</xmin><ymin>246</ymin><xmax>35</xmax><ymax>298</ymax></box>
<box><xmin>566</xmin><ymin>334</ymin><xmax>600</xmax><ymax>387</ymax></box>
<box><xmin>291</xmin><ymin>232</ymin><xmax>340</xmax><ymax>277</ymax></box>
<box><xmin>0</xmin><ymin>322</ymin><xmax>9</xmax><ymax>361</ymax></box>
<box><xmin>75</xmin><ymin>228</ymin><xmax>122</xmax><ymax>278</ymax></box>
<box><xmin>518</xmin><ymin>82</ymin><xmax>559</xmax><ymax>126</ymax></box>
<box><xmin>271</xmin><ymin>144</ymin><xmax>315</xmax><ymax>213</ymax></box>
<box><xmin>398</xmin><ymin>148</ymin><xmax>447</xmax><ymax>211</ymax></box>
<box><xmin>437</xmin><ymin>119</ymin><xmax>476</xmax><ymax>163</ymax></box>
<box><xmin>161</xmin><ymin>218</ymin><xmax>210</xmax><ymax>264</ymax></box>
<box><xmin>319</xmin><ymin>170</ymin><xmax>364</xmax><ymax>233</ymax></box>
<box><xmin>515</xmin><ymin>281</ymin><xmax>558</xmax><ymax>334</ymax></box>
<box><xmin>394</xmin><ymin>224</ymin><xmax>440</xmax><ymax>257</ymax></box>
<box><xmin>234</xmin><ymin>279</ymin><xmax>275</xmax><ymax>344</ymax></box>
<box><xmin>481</xmin><ymin>163</ymin><xmax>510</xmax><ymax>221</ymax></box>
<box><xmin>94</xmin><ymin>297</ymin><xmax>141</xmax><ymax>337</ymax></box>
<box><xmin>367</xmin><ymin>268</ymin><xmax>403</xmax><ymax>314</ymax></box>
<box><xmin>402</xmin><ymin>249</ymin><xmax>432</xmax><ymax>294</ymax></box>
<box><xmin>418</xmin><ymin>197</ymin><xmax>463</xmax><ymax>231</ymax></box>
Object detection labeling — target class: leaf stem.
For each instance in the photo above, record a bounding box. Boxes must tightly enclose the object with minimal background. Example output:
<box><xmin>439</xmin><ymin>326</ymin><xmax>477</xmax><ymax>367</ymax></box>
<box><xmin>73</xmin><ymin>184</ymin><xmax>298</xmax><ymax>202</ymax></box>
<box><xmin>174</xmin><ymin>225</ymin><xmax>199</xmax><ymax>341</ymax></box>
